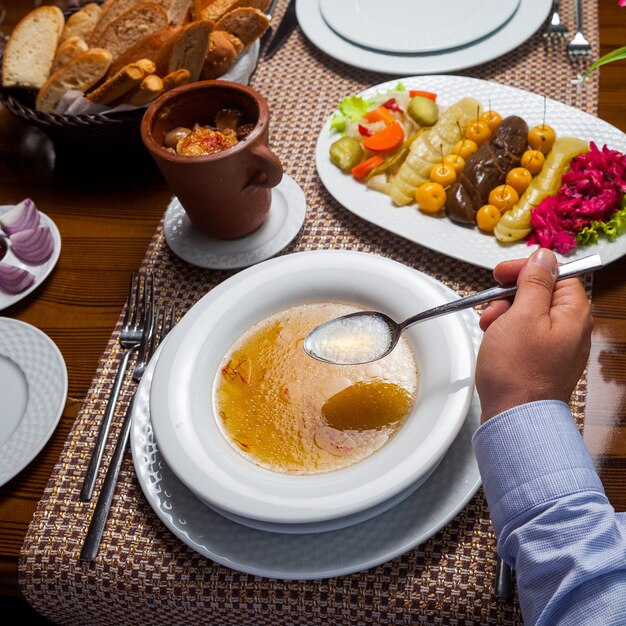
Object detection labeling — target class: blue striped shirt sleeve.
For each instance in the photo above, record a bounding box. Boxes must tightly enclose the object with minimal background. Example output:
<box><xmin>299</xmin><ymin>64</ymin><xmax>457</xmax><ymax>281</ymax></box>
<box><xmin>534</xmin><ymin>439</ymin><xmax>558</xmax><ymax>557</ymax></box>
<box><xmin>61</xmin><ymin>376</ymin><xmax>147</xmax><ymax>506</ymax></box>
<box><xmin>472</xmin><ymin>400</ymin><xmax>626</xmax><ymax>625</ymax></box>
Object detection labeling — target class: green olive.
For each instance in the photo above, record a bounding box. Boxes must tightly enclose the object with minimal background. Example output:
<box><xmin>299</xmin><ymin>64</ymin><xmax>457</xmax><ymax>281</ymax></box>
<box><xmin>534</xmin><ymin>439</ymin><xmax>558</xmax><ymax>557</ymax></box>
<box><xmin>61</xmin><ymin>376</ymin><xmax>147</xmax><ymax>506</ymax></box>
<box><xmin>329</xmin><ymin>136</ymin><xmax>364</xmax><ymax>172</ymax></box>
<box><xmin>407</xmin><ymin>96</ymin><xmax>439</xmax><ymax>127</ymax></box>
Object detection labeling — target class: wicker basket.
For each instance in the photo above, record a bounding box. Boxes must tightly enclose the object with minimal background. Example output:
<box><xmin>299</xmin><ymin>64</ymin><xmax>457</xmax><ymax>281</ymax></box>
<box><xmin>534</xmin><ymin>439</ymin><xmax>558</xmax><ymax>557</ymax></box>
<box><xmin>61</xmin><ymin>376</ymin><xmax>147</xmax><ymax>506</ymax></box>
<box><xmin>0</xmin><ymin>2</ymin><xmax>146</xmax><ymax>157</ymax></box>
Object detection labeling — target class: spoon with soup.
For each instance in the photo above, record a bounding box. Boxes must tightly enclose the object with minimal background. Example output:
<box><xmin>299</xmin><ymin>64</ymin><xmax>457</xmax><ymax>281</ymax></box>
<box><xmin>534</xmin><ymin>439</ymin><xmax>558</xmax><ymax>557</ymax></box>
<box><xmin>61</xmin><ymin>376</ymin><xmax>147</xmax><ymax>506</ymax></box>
<box><xmin>304</xmin><ymin>254</ymin><xmax>602</xmax><ymax>366</ymax></box>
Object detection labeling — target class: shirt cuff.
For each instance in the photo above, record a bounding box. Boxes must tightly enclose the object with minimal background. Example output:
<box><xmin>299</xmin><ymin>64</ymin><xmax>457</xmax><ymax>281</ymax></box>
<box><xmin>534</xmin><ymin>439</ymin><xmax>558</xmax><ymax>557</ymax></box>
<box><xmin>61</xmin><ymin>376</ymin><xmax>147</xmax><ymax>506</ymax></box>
<box><xmin>472</xmin><ymin>400</ymin><xmax>605</xmax><ymax>536</ymax></box>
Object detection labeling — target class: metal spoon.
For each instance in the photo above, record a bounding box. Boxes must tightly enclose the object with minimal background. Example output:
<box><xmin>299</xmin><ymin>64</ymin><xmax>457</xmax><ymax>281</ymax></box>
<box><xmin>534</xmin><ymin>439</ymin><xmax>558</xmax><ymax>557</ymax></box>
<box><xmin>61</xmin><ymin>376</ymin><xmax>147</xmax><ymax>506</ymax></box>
<box><xmin>304</xmin><ymin>253</ymin><xmax>602</xmax><ymax>366</ymax></box>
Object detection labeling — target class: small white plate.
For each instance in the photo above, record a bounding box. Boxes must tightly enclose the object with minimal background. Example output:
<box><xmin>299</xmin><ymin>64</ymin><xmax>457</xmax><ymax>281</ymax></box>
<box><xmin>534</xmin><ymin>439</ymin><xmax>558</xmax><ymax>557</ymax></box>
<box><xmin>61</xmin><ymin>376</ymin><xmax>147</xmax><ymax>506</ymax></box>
<box><xmin>316</xmin><ymin>75</ymin><xmax>626</xmax><ymax>270</ymax></box>
<box><xmin>163</xmin><ymin>174</ymin><xmax>306</xmax><ymax>270</ymax></box>
<box><xmin>0</xmin><ymin>318</ymin><xmax>67</xmax><ymax>487</ymax></box>
<box><xmin>0</xmin><ymin>206</ymin><xmax>61</xmax><ymax>311</ymax></box>
<box><xmin>319</xmin><ymin>0</ymin><xmax>520</xmax><ymax>54</ymax></box>
<box><xmin>131</xmin><ymin>278</ymin><xmax>482</xmax><ymax>579</ymax></box>
<box><xmin>296</xmin><ymin>0</ymin><xmax>552</xmax><ymax>75</ymax></box>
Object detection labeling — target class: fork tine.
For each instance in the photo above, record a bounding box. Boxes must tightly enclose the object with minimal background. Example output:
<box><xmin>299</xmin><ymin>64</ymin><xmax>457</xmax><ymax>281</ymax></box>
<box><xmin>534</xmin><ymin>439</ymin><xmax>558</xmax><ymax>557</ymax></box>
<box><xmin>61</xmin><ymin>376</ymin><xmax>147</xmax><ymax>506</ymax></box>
<box><xmin>121</xmin><ymin>272</ymin><xmax>136</xmax><ymax>328</ymax></box>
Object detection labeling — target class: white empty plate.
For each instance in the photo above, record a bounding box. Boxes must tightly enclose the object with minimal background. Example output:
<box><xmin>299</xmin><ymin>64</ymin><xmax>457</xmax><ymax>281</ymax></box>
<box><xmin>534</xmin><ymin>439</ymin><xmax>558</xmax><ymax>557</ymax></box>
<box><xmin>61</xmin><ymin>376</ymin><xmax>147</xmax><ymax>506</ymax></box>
<box><xmin>163</xmin><ymin>174</ymin><xmax>306</xmax><ymax>270</ymax></box>
<box><xmin>0</xmin><ymin>318</ymin><xmax>67</xmax><ymax>487</ymax></box>
<box><xmin>319</xmin><ymin>0</ymin><xmax>520</xmax><ymax>54</ymax></box>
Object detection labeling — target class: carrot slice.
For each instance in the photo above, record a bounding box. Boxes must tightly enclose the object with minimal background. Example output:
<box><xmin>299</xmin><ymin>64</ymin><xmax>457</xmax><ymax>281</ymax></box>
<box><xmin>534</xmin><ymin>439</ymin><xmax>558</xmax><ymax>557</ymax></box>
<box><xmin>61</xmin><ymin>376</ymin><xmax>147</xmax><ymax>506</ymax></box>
<box><xmin>362</xmin><ymin>123</ymin><xmax>404</xmax><ymax>153</ymax></box>
<box><xmin>351</xmin><ymin>155</ymin><xmax>384</xmax><ymax>180</ymax></box>
<box><xmin>362</xmin><ymin>106</ymin><xmax>396</xmax><ymax>125</ymax></box>
<box><xmin>409</xmin><ymin>90</ymin><xmax>437</xmax><ymax>101</ymax></box>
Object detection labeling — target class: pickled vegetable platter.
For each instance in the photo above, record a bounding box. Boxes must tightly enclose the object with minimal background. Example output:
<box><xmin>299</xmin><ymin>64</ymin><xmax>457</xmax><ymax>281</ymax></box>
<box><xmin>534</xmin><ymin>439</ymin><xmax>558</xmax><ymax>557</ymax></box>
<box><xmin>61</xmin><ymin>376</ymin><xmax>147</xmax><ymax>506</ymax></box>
<box><xmin>316</xmin><ymin>75</ymin><xmax>626</xmax><ymax>270</ymax></box>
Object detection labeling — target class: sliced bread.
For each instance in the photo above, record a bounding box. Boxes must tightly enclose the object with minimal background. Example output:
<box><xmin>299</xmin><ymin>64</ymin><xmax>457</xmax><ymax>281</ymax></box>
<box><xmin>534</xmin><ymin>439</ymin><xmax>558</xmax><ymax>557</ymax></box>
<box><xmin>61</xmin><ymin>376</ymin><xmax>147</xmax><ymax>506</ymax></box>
<box><xmin>35</xmin><ymin>47</ymin><xmax>113</xmax><ymax>113</ymax></box>
<box><xmin>167</xmin><ymin>0</ymin><xmax>194</xmax><ymax>24</ymax></box>
<box><xmin>107</xmin><ymin>26</ymin><xmax>180</xmax><ymax>76</ymax></box>
<box><xmin>200</xmin><ymin>0</ymin><xmax>270</xmax><ymax>22</ymax></box>
<box><xmin>52</xmin><ymin>36</ymin><xmax>89</xmax><ymax>73</ymax></box>
<box><xmin>1</xmin><ymin>6</ymin><xmax>65</xmax><ymax>90</ymax></box>
<box><xmin>60</xmin><ymin>3</ymin><xmax>102</xmax><ymax>43</ymax></box>
<box><xmin>200</xmin><ymin>29</ymin><xmax>241</xmax><ymax>79</ymax></box>
<box><xmin>155</xmin><ymin>19</ymin><xmax>213</xmax><ymax>81</ymax></box>
<box><xmin>95</xmin><ymin>2</ymin><xmax>170</xmax><ymax>60</ymax></box>
<box><xmin>214</xmin><ymin>7</ymin><xmax>269</xmax><ymax>47</ymax></box>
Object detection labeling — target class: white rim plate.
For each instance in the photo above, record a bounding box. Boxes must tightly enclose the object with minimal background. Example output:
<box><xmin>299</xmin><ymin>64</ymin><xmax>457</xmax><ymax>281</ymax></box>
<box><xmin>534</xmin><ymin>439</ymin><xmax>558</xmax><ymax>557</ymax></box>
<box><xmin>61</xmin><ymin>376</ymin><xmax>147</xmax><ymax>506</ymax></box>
<box><xmin>163</xmin><ymin>174</ymin><xmax>306</xmax><ymax>270</ymax></box>
<box><xmin>316</xmin><ymin>75</ymin><xmax>626</xmax><ymax>270</ymax></box>
<box><xmin>296</xmin><ymin>0</ymin><xmax>552</xmax><ymax>75</ymax></box>
<box><xmin>0</xmin><ymin>318</ymin><xmax>67</xmax><ymax>487</ymax></box>
<box><xmin>319</xmin><ymin>0</ymin><xmax>520</xmax><ymax>54</ymax></box>
<box><xmin>148</xmin><ymin>251</ymin><xmax>475</xmax><ymax>525</ymax></box>
<box><xmin>0</xmin><ymin>206</ymin><xmax>61</xmax><ymax>311</ymax></box>
<box><xmin>130</xmin><ymin>275</ymin><xmax>482</xmax><ymax>579</ymax></box>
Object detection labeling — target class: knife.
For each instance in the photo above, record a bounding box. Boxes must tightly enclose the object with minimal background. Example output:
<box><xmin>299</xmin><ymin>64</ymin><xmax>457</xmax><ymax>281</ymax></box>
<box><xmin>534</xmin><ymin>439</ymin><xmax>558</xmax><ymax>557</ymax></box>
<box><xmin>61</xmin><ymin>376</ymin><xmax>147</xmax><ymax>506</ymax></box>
<box><xmin>263</xmin><ymin>0</ymin><xmax>297</xmax><ymax>60</ymax></box>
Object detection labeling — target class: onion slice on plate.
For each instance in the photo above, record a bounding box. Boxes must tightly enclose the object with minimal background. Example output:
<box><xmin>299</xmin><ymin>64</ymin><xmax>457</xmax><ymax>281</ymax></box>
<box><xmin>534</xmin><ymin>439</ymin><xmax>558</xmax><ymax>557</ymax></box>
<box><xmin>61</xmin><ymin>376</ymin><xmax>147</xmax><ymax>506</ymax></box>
<box><xmin>0</xmin><ymin>262</ymin><xmax>36</xmax><ymax>294</ymax></box>
<box><xmin>10</xmin><ymin>226</ymin><xmax>54</xmax><ymax>264</ymax></box>
<box><xmin>0</xmin><ymin>198</ymin><xmax>41</xmax><ymax>235</ymax></box>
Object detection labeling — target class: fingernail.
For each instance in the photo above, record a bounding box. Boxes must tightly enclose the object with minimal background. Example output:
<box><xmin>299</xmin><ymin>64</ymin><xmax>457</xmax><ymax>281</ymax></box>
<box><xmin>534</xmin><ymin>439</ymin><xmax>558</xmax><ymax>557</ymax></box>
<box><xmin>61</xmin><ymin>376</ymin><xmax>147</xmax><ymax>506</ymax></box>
<box><xmin>532</xmin><ymin>248</ymin><xmax>557</xmax><ymax>276</ymax></box>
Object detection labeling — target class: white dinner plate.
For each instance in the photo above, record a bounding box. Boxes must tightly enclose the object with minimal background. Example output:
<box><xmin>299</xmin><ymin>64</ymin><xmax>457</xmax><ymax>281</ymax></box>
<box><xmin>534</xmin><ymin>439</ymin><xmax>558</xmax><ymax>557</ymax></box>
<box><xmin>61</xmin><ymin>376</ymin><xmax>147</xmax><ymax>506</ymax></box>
<box><xmin>316</xmin><ymin>75</ymin><xmax>626</xmax><ymax>270</ymax></box>
<box><xmin>0</xmin><ymin>318</ymin><xmax>67</xmax><ymax>487</ymax></box>
<box><xmin>131</xmin><ymin>276</ymin><xmax>482</xmax><ymax>579</ymax></box>
<box><xmin>319</xmin><ymin>0</ymin><xmax>520</xmax><ymax>54</ymax></box>
<box><xmin>163</xmin><ymin>174</ymin><xmax>306</xmax><ymax>270</ymax></box>
<box><xmin>296</xmin><ymin>0</ymin><xmax>552</xmax><ymax>75</ymax></box>
<box><xmin>0</xmin><ymin>205</ymin><xmax>61</xmax><ymax>311</ymax></box>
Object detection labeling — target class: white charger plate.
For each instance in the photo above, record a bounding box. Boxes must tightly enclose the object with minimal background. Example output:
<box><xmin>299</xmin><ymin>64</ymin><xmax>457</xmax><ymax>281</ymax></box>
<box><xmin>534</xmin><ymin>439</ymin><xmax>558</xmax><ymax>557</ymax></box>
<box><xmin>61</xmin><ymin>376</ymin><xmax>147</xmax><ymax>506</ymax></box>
<box><xmin>319</xmin><ymin>0</ymin><xmax>520</xmax><ymax>54</ymax></box>
<box><xmin>0</xmin><ymin>318</ymin><xmax>67</xmax><ymax>487</ymax></box>
<box><xmin>131</xmin><ymin>276</ymin><xmax>482</xmax><ymax>579</ymax></box>
<box><xmin>0</xmin><ymin>206</ymin><xmax>61</xmax><ymax>311</ymax></box>
<box><xmin>316</xmin><ymin>75</ymin><xmax>626</xmax><ymax>270</ymax></box>
<box><xmin>297</xmin><ymin>0</ymin><xmax>552</xmax><ymax>75</ymax></box>
<box><xmin>163</xmin><ymin>174</ymin><xmax>306</xmax><ymax>269</ymax></box>
<box><xmin>149</xmin><ymin>251</ymin><xmax>475</xmax><ymax>526</ymax></box>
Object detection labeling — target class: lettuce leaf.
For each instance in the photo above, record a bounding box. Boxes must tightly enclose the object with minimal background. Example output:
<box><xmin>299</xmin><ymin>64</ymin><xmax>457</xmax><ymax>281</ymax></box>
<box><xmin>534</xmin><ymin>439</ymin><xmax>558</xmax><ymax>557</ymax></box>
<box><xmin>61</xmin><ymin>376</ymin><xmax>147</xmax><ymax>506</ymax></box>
<box><xmin>576</xmin><ymin>195</ymin><xmax>626</xmax><ymax>246</ymax></box>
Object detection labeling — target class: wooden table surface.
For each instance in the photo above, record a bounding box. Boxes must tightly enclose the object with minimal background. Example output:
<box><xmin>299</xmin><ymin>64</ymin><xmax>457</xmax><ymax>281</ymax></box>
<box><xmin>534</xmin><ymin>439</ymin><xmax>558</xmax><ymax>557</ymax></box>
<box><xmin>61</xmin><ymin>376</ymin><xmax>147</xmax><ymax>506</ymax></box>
<box><xmin>1</xmin><ymin>0</ymin><xmax>625</xmax><ymax>616</ymax></box>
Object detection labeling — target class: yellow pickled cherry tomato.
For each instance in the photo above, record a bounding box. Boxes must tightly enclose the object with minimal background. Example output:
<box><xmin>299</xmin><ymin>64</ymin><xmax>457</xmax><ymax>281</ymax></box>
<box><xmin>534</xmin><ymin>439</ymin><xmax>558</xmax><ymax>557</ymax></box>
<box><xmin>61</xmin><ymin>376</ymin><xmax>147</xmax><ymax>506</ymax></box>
<box><xmin>521</xmin><ymin>149</ymin><xmax>546</xmax><ymax>175</ymax></box>
<box><xmin>443</xmin><ymin>153</ymin><xmax>465</xmax><ymax>175</ymax></box>
<box><xmin>476</xmin><ymin>204</ymin><xmax>501</xmax><ymax>233</ymax></box>
<box><xmin>429</xmin><ymin>162</ymin><xmax>457</xmax><ymax>187</ymax></box>
<box><xmin>480</xmin><ymin>110</ymin><xmax>503</xmax><ymax>133</ymax></box>
<box><xmin>506</xmin><ymin>167</ymin><xmax>533</xmax><ymax>195</ymax></box>
<box><xmin>488</xmin><ymin>184</ymin><xmax>519</xmax><ymax>213</ymax></box>
<box><xmin>528</xmin><ymin>124</ymin><xmax>556</xmax><ymax>155</ymax></box>
<box><xmin>416</xmin><ymin>182</ymin><xmax>447</xmax><ymax>214</ymax></box>
<box><xmin>465</xmin><ymin>120</ymin><xmax>492</xmax><ymax>146</ymax></box>
<box><xmin>453</xmin><ymin>138</ymin><xmax>478</xmax><ymax>160</ymax></box>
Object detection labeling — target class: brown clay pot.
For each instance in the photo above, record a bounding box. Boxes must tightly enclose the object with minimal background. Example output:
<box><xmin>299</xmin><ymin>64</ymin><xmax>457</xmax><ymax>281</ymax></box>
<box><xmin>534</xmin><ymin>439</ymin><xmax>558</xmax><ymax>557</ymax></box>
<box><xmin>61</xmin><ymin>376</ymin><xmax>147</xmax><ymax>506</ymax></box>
<box><xmin>141</xmin><ymin>80</ymin><xmax>283</xmax><ymax>239</ymax></box>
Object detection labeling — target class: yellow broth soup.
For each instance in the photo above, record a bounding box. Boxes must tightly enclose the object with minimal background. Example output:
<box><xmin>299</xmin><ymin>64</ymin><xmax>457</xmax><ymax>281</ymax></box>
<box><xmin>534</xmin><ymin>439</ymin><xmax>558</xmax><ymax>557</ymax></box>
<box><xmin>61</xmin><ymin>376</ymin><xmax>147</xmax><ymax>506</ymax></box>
<box><xmin>214</xmin><ymin>303</ymin><xmax>419</xmax><ymax>474</ymax></box>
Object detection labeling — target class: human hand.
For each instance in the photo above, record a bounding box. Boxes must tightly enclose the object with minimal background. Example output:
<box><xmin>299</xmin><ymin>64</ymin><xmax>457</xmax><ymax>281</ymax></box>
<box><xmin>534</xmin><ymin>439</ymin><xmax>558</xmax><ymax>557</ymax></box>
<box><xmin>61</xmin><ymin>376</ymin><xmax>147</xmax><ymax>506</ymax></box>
<box><xmin>476</xmin><ymin>248</ymin><xmax>593</xmax><ymax>422</ymax></box>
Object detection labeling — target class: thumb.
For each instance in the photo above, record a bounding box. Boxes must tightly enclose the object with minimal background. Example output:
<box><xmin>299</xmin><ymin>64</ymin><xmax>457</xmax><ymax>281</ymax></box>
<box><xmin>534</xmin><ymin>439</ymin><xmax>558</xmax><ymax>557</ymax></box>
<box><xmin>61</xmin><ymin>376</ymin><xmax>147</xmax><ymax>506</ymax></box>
<box><xmin>514</xmin><ymin>248</ymin><xmax>558</xmax><ymax>316</ymax></box>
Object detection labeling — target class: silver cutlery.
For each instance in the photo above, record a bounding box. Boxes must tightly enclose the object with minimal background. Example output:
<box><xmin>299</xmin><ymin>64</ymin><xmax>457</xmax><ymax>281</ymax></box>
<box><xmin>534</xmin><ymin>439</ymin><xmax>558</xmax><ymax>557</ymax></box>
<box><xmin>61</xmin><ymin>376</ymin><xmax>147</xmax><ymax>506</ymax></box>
<box><xmin>80</xmin><ymin>301</ymin><xmax>175</xmax><ymax>563</ymax></box>
<box><xmin>543</xmin><ymin>0</ymin><xmax>569</xmax><ymax>43</ymax></box>
<box><xmin>263</xmin><ymin>0</ymin><xmax>297</xmax><ymax>60</ymax></box>
<box><xmin>567</xmin><ymin>0</ymin><xmax>592</xmax><ymax>60</ymax></box>
<box><xmin>80</xmin><ymin>271</ymin><xmax>153</xmax><ymax>502</ymax></box>
<box><xmin>304</xmin><ymin>254</ymin><xmax>603</xmax><ymax>366</ymax></box>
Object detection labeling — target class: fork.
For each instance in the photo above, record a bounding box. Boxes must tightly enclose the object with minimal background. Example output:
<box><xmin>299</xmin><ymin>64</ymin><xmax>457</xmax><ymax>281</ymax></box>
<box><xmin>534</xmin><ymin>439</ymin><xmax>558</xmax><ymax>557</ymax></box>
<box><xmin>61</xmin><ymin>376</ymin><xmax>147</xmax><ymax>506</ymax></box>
<box><xmin>80</xmin><ymin>301</ymin><xmax>175</xmax><ymax>563</ymax></box>
<box><xmin>567</xmin><ymin>0</ymin><xmax>592</xmax><ymax>60</ymax></box>
<box><xmin>543</xmin><ymin>0</ymin><xmax>569</xmax><ymax>43</ymax></box>
<box><xmin>80</xmin><ymin>271</ymin><xmax>153</xmax><ymax>502</ymax></box>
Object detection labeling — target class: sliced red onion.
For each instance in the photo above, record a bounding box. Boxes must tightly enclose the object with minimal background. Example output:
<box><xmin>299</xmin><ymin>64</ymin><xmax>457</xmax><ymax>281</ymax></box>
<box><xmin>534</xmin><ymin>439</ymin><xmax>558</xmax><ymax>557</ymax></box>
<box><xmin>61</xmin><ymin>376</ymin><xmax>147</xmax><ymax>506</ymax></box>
<box><xmin>0</xmin><ymin>261</ymin><xmax>36</xmax><ymax>294</ymax></box>
<box><xmin>9</xmin><ymin>226</ymin><xmax>54</xmax><ymax>264</ymax></box>
<box><xmin>0</xmin><ymin>198</ymin><xmax>41</xmax><ymax>235</ymax></box>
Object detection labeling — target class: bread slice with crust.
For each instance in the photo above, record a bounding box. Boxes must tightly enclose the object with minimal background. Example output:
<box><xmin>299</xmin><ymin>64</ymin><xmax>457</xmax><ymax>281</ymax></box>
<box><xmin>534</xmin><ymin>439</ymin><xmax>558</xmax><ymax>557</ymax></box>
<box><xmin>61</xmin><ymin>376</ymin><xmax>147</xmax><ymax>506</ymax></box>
<box><xmin>214</xmin><ymin>7</ymin><xmax>269</xmax><ymax>47</ymax></box>
<box><xmin>167</xmin><ymin>0</ymin><xmax>194</xmax><ymax>24</ymax></box>
<box><xmin>107</xmin><ymin>26</ymin><xmax>181</xmax><ymax>75</ymax></box>
<box><xmin>95</xmin><ymin>2</ymin><xmax>170</xmax><ymax>60</ymax></box>
<box><xmin>154</xmin><ymin>19</ymin><xmax>213</xmax><ymax>81</ymax></box>
<box><xmin>201</xmin><ymin>0</ymin><xmax>270</xmax><ymax>22</ymax></box>
<box><xmin>200</xmin><ymin>29</ymin><xmax>242</xmax><ymax>79</ymax></box>
<box><xmin>52</xmin><ymin>36</ymin><xmax>90</xmax><ymax>73</ymax></box>
<box><xmin>1</xmin><ymin>6</ymin><xmax>65</xmax><ymax>90</ymax></box>
<box><xmin>60</xmin><ymin>3</ymin><xmax>102</xmax><ymax>43</ymax></box>
<box><xmin>35</xmin><ymin>47</ymin><xmax>113</xmax><ymax>113</ymax></box>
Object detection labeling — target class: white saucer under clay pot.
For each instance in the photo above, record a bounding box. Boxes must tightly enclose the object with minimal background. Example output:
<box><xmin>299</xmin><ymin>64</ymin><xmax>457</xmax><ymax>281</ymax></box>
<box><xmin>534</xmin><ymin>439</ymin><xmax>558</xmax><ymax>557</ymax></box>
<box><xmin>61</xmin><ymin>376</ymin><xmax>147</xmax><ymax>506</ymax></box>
<box><xmin>163</xmin><ymin>174</ymin><xmax>306</xmax><ymax>270</ymax></box>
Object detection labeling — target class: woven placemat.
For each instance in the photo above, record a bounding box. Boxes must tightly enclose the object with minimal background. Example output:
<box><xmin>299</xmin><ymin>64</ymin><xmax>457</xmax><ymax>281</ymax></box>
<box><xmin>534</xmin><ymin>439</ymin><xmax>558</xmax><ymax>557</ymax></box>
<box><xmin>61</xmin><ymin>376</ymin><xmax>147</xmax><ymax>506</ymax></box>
<box><xmin>20</xmin><ymin>1</ymin><xmax>599</xmax><ymax>624</ymax></box>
